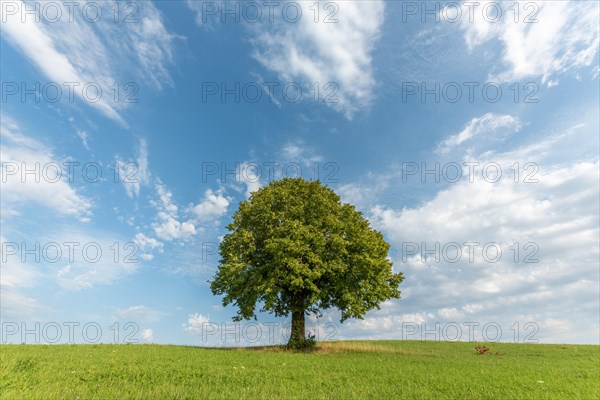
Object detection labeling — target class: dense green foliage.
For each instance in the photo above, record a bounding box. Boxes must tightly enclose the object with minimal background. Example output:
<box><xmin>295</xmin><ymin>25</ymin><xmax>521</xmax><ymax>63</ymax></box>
<box><xmin>1</xmin><ymin>341</ymin><xmax>598</xmax><ymax>399</ymax></box>
<box><xmin>211</xmin><ymin>178</ymin><xmax>403</xmax><ymax>345</ymax></box>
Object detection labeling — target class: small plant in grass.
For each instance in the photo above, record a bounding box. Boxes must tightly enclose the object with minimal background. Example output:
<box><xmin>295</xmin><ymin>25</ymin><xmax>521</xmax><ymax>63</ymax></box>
<box><xmin>475</xmin><ymin>345</ymin><xmax>491</xmax><ymax>355</ymax></box>
<box><xmin>13</xmin><ymin>357</ymin><xmax>37</xmax><ymax>372</ymax></box>
<box><xmin>475</xmin><ymin>345</ymin><xmax>501</xmax><ymax>356</ymax></box>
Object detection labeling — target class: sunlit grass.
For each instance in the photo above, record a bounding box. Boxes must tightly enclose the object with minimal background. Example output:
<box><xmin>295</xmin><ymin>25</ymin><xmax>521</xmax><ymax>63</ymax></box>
<box><xmin>1</xmin><ymin>340</ymin><xmax>598</xmax><ymax>399</ymax></box>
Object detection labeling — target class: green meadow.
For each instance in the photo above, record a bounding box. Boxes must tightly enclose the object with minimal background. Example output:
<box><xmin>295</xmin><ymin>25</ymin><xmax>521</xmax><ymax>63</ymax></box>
<box><xmin>1</xmin><ymin>340</ymin><xmax>598</xmax><ymax>399</ymax></box>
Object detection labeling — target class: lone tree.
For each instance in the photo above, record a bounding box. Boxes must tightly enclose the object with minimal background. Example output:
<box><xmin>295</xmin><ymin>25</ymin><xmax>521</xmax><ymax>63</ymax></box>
<box><xmin>211</xmin><ymin>178</ymin><xmax>403</xmax><ymax>348</ymax></box>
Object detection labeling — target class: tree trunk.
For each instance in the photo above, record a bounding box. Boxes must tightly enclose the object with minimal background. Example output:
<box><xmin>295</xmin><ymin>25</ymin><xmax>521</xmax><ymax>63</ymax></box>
<box><xmin>288</xmin><ymin>296</ymin><xmax>306</xmax><ymax>347</ymax></box>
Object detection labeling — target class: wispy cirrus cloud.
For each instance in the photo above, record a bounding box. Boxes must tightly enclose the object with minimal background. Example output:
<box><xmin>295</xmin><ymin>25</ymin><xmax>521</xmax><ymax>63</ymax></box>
<box><xmin>436</xmin><ymin>113</ymin><xmax>522</xmax><ymax>154</ymax></box>
<box><xmin>116</xmin><ymin>138</ymin><xmax>150</xmax><ymax>198</ymax></box>
<box><xmin>187</xmin><ymin>0</ymin><xmax>386</xmax><ymax>118</ymax></box>
<box><xmin>281</xmin><ymin>141</ymin><xmax>323</xmax><ymax>166</ymax></box>
<box><xmin>0</xmin><ymin>114</ymin><xmax>93</xmax><ymax>221</ymax></box>
<box><xmin>114</xmin><ymin>305</ymin><xmax>165</xmax><ymax>323</ymax></box>
<box><xmin>1</xmin><ymin>1</ymin><xmax>179</xmax><ymax>124</ymax></box>
<box><xmin>251</xmin><ymin>1</ymin><xmax>385</xmax><ymax>118</ymax></box>
<box><xmin>51</xmin><ymin>230</ymin><xmax>141</xmax><ymax>290</ymax></box>
<box><xmin>134</xmin><ymin>232</ymin><xmax>164</xmax><ymax>261</ymax></box>
<box><xmin>458</xmin><ymin>0</ymin><xmax>599</xmax><ymax>84</ymax></box>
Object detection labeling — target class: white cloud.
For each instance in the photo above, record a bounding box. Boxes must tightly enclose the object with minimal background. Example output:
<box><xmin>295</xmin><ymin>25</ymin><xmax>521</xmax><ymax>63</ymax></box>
<box><xmin>0</xmin><ymin>115</ymin><xmax>92</xmax><ymax>221</ymax></box>
<box><xmin>116</xmin><ymin>305</ymin><xmax>164</xmax><ymax>323</ymax></box>
<box><xmin>336</xmin><ymin>170</ymin><xmax>401</xmax><ymax>210</ymax></box>
<box><xmin>182</xmin><ymin>314</ymin><xmax>302</xmax><ymax>346</ymax></box>
<box><xmin>0</xmin><ymin>235</ymin><xmax>41</xmax><ymax>289</ymax></box>
<box><xmin>458</xmin><ymin>1</ymin><xmax>599</xmax><ymax>84</ymax></box>
<box><xmin>125</xmin><ymin>7</ymin><xmax>179</xmax><ymax>90</ymax></box>
<box><xmin>436</xmin><ymin>113</ymin><xmax>521</xmax><ymax>154</ymax></box>
<box><xmin>117</xmin><ymin>138</ymin><xmax>150</xmax><ymax>198</ymax></box>
<box><xmin>141</xmin><ymin>328</ymin><xmax>154</xmax><ymax>342</ymax></box>
<box><xmin>0</xmin><ymin>224</ymin><xmax>142</xmax><ymax>292</ymax></box>
<box><xmin>235</xmin><ymin>141</ymin><xmax>327</xmax><ymax>199</ymax></box>
<box><xmin>183</xmin><ymin>313</ymin><xmax>210</xmax><ymax>334</ymax></box>
<box><xmin>136</xmin><ymin>139</ymin><xmax>150</xmax><ymax>187</ymax></box>
<box><xmin>133</xmin><ymin>232</ymin><xmax>163</xmax><ymax>261</ymax></box>
<box><xmin>191</xmin><ymin>189</ymin><xmax>230</xmax><ymax>221</ymax></box>
<box><xmin>1</xmin><ymin>1</ymin><xmax>178</xmax><ymax>123</ymax></box>
<box><xmin>186</xmin><ymin>1</ymin><xmax>385</xmax><ymax>118</ymax></box>
<box><xmin>76</xmin><ymin>130</ymin><xmax>90</xmax><ymax>150</ymax></box>
<box><xmin>1</xmin><ymin>2</ymin><xmax>122</xmax><ymax>123</ymax></box>
<box><xmin>50</xmin><ymin>230</ymin><xmax>140</xmax><ymax>290</ymax></box>
<box><xmin>252</xmin><ymin>1</ymin><xmax>385</xmax><ymax>117</ymax></box>
<box><xmin>339</xmin><ymin>312</ymin><xmax>434</xmax><ymax>340</ymax></box>
<box><xmin>0</xmin><ymin>235</ymin><xmax>46</xmax><ymax>321</ymax></box>
<box><xmin>337</xmin><ymin>183</ymin><xmax>369</xmax><ymax>206</ymax></box>
<box><xmin>365</xmin><ymin>120</ymin><xmax>599</xmax><ymax>343</ymax></box>
<box><xmin>0</xmin><ymin>257</ymin><xmax>40</xmax><ymax>290</ymax></box>
<box><xmin>0</xmin><ymin>289</ymin><xmax>50</xmax><ymax>320</ymax></box>
<box><xmin>186</xmin><ymin>0</ymin><xmax>217</xmax><ymax>30</ymax></box>
<box><xmin>438</xmin><ymin>307</ymin><xmax>462</xmax><ymax>320</ymax></box>
<box><xmin>152</xmin><ymin>181</ymin><xmax>197</xmax><ymax>241</ymax></box>
<box><xmin>154</xmin><ymin>215</ymin><xmax>196</xmax><ymax>241</ymax></box>
<box><xmin>241</xmin><ymin>163</ymin><xmax>262</xmax><ymax>198</ymax></box>
<box><xmin>281</xmin><ymin>141</ymin><xmax>323</xmax><ymax>166</ymax></box>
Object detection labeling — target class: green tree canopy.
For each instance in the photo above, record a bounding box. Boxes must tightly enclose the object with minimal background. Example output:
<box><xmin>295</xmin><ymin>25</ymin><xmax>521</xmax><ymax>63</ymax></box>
<box><xmin>211</xmin><ymin>178</ymin><xmax>404</xmax><ymax>347</ymax></box>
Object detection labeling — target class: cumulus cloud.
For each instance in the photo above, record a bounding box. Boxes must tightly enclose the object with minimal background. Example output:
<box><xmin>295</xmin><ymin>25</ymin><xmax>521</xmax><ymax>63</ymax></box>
<box><xmin>191</xmin><ymin>189</ymin><xmax>230</xmax><ymax>221</ymax></box>
<box><xmin>141</xmin><ymin>328</ymin><xmax>154</xmax><ymax>342</ymax></box>
<box><xmin>133</xmin><ymin>232</ymin><xmax>163</xmax><ymax>261</ymax></box>
<box><xmin>183</xmin><ymin>313</ymin><xmax>210</xmax><ymax>334</ymax></box>
<box><xmin>329</xmin><ymin>112</ymin><xmax>599</xmax><ymax>344</ymax></box>
<box><xmin>152</xmin><ymin>181</ymin><xmax>197</xmax><ymax>241</ymax></box>
<box><xmin>139</xmin><ymin>181</ymin><xmax>231</xmax><ymax>265</ymax></box>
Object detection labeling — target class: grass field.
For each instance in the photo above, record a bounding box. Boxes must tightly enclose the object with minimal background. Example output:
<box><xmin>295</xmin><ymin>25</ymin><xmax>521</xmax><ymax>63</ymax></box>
<box><xmin>1</xmin><ymin>340</ymin><xmax>598</xmax><ymax>399</ymax></box>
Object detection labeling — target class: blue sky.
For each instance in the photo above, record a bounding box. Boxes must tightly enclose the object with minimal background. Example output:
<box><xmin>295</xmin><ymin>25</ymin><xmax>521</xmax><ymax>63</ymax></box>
<box><xmin>1</xmin><ymin>1</ymin><xmax>599</xmax><ymax>346</ymax></box>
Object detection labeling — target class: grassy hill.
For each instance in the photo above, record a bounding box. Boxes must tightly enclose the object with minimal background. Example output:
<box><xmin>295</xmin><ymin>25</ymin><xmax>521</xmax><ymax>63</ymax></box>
<box><xmin>1</xmin><ymin>340</ymin><xmax>598</xmax><ymax>399</ymax></box>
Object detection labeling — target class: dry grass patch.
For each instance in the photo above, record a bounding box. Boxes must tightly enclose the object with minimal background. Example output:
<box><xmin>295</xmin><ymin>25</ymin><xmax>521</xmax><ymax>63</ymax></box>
<box><xmin>316</xmin><ymin>341</ymin><xmax>436</xmax><ymax>356</ymax></box>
